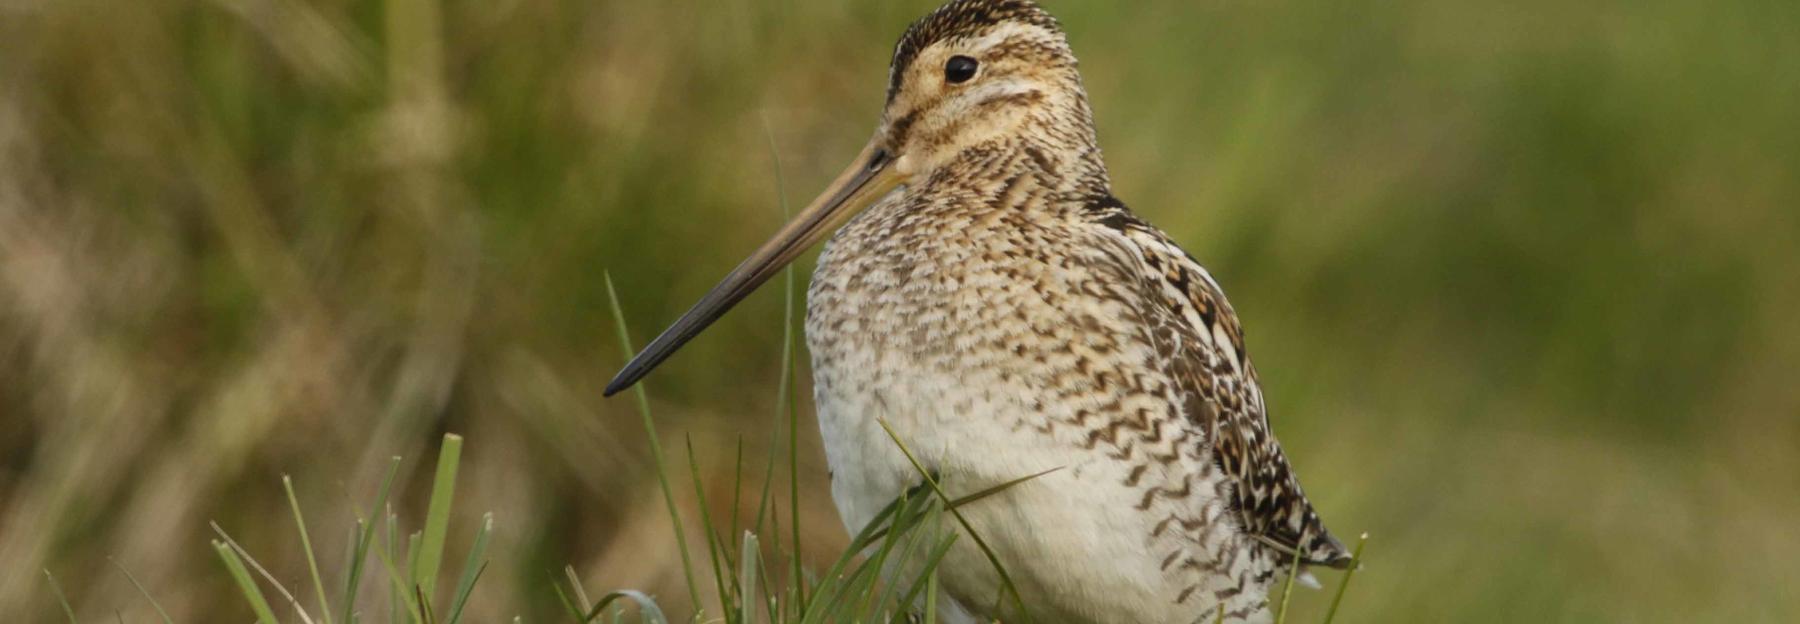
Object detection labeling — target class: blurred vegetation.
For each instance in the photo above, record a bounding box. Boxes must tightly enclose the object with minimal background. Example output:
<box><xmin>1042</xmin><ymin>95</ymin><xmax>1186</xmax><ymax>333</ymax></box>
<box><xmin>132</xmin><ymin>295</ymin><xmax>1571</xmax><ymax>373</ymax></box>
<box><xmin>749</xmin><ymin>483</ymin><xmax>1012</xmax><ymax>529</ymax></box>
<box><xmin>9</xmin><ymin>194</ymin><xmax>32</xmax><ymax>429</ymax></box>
<box><xmin>1</xmin><ymin>0</ymin><xmax>1796</xmax><ymax>621</ymax></box>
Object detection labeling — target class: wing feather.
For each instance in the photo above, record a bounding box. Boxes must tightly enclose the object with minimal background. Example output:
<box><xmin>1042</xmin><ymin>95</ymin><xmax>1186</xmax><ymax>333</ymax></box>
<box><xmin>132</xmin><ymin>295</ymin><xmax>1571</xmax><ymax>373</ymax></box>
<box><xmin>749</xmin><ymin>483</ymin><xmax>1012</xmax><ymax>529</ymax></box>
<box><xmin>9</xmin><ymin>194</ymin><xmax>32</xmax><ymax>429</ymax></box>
<box><xmin>1086</xmin><ymin>198</ymin><xmax>1352</xmax><ymax>568</ymax></box>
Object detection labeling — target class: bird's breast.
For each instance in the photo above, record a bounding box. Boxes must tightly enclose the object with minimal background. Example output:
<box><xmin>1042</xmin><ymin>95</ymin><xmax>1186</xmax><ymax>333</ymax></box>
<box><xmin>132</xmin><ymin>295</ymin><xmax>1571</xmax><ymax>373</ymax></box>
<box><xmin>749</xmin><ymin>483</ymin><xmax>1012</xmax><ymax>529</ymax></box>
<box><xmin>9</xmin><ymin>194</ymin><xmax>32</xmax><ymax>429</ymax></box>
<box><xmin>798</xmin><ymin>198</ymin><xmax>1272</xmax><ymax>622</ymax></box>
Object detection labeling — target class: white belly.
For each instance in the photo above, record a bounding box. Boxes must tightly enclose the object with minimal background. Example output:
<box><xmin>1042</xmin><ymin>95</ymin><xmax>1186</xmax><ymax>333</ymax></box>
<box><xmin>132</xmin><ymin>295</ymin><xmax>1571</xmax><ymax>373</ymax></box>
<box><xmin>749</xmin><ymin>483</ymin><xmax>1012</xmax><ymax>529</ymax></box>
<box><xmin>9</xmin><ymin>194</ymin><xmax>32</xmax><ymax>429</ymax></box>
<box><xmin>813</xmin><ymin>365</ymin><xmax>1266</xmax><ymax>624</ymax></box>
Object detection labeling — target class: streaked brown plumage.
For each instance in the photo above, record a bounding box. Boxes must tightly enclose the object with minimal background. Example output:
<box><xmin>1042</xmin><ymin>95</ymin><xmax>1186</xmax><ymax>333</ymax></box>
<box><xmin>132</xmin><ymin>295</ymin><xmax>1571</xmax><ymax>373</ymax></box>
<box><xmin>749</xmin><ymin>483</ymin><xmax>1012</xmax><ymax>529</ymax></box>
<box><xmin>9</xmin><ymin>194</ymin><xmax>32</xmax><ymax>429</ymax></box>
<box><xmin>607</xmin><ymin>1</ymin><xmax>1350</xmax><ymax>621</ymax></box>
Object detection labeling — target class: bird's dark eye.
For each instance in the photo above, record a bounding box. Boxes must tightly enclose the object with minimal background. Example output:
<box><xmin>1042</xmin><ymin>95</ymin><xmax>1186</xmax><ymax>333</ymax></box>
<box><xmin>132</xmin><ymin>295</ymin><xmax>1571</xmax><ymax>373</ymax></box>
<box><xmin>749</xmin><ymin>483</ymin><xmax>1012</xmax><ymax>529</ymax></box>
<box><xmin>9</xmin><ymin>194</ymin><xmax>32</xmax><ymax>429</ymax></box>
<box><xmin>945</xmin><ymin>56</ymin><xmax>980</xmax><ymax>84</ymax></box>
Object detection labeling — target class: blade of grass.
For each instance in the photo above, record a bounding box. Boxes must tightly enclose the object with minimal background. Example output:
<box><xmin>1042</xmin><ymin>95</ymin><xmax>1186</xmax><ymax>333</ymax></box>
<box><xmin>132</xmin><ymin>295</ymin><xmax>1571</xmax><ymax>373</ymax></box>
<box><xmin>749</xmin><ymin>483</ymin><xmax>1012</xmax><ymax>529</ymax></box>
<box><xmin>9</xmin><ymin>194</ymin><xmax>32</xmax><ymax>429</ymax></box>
<box><xmin>715</xmin><ymin>438</ymin><xmax>746</xmax><ymax>601</ymax></box>
<box><xmin>763</xmin><ymin>505</ymin><xmax>791</xmax><ymax>622</ymax></box>
<box><xmin>1274</xmin><ymin>538</ymin><xmax>1304</xmax><ymax>624</ymax></box>
<box><xmin>730</xmin><ymin>437</ymin><xmax>745</xmax><ymax>551</ymax></box>
<box><xmin>445</xmin><ymin>513</ymin><xmax>494</xmax><ymax>624</ymax></box>
<box><xmin>564</xmin><ymin>565</ymin><xmax>594</xmax><ymax>614</ymax></box>
<box><xmin>924</xmin><ymin>568</ymin><xmax>938</xmax><ymax>624</ymax></box>
<box><xmin>415</xmin><ymin>433</ymin><xmax>464</xmax><ymax>600</ymax></box>
<box><xmin>819</xmin><ymin>486</ymin><xmax>937</xmax><ymax>619</ymax></box>
<box><xmin>383</xmin><ymin>507</ymin><xmax>405</xmax><ymax>624</ymax></box>
<box><xmin>760</xmin><ymin>113</ymin><xmax>808</xmax><ymax>615</ymax></box>
<box><xmin>749</xmin><ymin>314</ymin><xmax>788</xmax><ymax>549</ymax></box>
<box><xmin>862</xmin><ymin>495</ymin><xmax>941</xmax><ymax>620</ymax></box>
<box><xmin>344</xmin><ymin>456</ymin><xmax>403</xmax><ymax>624</ymax></box>
<box><xmin>796</xmin><ymin>491</ymin><xmax>922</xmax><ymax>624</ymax></box>
<box><xmin>583</xmin><ymin>591</ymin><xmax>671</xmax><ymax>624</ymax></box>
<box><xmin>751</xmin><ymin>423</ymin><xmax>780</xmax><ymax>534</ymax></box>
<box><xmin>821</xmin><ymin>534</ymin><xmax>897</xmax><ymax>623</ymax></box>
<box><xmin>387</xmin><ymin>507</ymin><xmax>401</xmax><ymax>623</ymax></box>
<box><xmin>109</xmin><ymin>558</ymin><xmax>175</xmax><ymax>624</ymax></box>
<box><xmin>786</xmin><ymin>347</ymin><xmax>804</xmax><ymax>615</ymax></box>
<box><xmin>44</xmin><ymin>570</ymin><xmax>76</xmax><ymax>624</ymax></box>
<box><xmin>214</xmin><ymin>541</ymin><xmax>281</xmax><ymax>624</ymax></box>
<box><xmin>846</xmin><ymin>490</ymin><xmax>938</xmax><ymax>615</ymax></box>
<box><xmin>370</xmin><ymin>522</ymin><xmax>427</xmax><ymax>624</ymax></box>
<box><xmin>1321</xmin><ymin>533</ymin><xmax>1369</xmax><ymax>624</ymax></box>
<box><xmin>415</xmin><ymin>585</ymin><xmax>436</xmax><ymax>624</ymax></box>
<box><xmin>285</xmin><ymin>475</ymin><xmax>337</xmax><ymax>624</ymax></box>
<box><xmin>764</xmin><ymin>506</ymin><xmax>785</xmax><ymax>621</ymax></box>
<box><xmin>212</xmin><ymin>522</ymin><xmax>317</xmax><ymax>624</ymax></box>
<box><xmin>339</xmin><ymin>526</ymin><xmax>356</xmax><ymax>615</ymax></box>
<box><xmin>447</xmin><ymin>562</ymin><xmax>488</xmax><ymax>624</ymax></box>
<box><xmin>739</xmin><ymin>532</ymin><xmax>761</xmax><ymax>624</ymax></box>
<box><xmin>685</xmin><ymin>435</ymin><xmax>731</xmax><ymax>617</ymax></box>
<box><xmin>863</xmin><ymin>467</ymin><xmax>1061</xmax><ymax>544</ymax></box>
<box><xmin>876</xmin><ymin>418</ymin><xmax>1032</xmax><ymax>622</ymax></box>
<box><xmin>750</xmin><ymin>417</ymin><xmax>781</xmax><ymax>546</ymax></box>
<box><xmin>602</xmin><ymin>271</ymin><xmax>703</xmax><ymax>609</ymax></box>
<box><xmin>864</xmin><ymin>499</ymin><xmax>936</xmax><ymax>622</ymax></box>
<box><xmin>845</xmin><ymin>498</ymin><xmax>923</xmax><ymax>620</ymax></box>
<box><xmin>551</xmin><ymin>572</ymin><xmax>587</xmax><ymax>622</ymax></box>
<box><xmin>892</xmin><ymin>534</ymin><xmax>959</xmax><ymax>619</ymax></box>
<box><xmin>407</xmin><ymin>531</ymin><xmax>423</xmax><ymax>593</ymax></box>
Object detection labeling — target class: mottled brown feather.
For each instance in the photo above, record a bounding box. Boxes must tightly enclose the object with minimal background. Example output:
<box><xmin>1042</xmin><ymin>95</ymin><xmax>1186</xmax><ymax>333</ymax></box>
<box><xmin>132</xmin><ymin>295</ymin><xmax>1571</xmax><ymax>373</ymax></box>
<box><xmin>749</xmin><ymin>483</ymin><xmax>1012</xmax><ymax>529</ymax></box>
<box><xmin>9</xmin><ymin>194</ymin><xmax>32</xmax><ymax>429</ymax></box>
<box><xmin>1087</xmin><ymin>200</ymin><xmax>1352</xmax><ymax>568</ymax></box>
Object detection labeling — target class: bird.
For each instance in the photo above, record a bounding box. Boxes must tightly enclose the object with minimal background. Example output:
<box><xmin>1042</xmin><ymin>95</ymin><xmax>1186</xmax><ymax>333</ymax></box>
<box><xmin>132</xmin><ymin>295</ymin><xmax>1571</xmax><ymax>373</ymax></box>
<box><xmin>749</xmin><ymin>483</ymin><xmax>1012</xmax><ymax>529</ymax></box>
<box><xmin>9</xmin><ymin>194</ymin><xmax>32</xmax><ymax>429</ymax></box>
<box><xmin>605</xmin><ymin>0</ymin><xmax>1352</xmax><ymax>621</ymax></box>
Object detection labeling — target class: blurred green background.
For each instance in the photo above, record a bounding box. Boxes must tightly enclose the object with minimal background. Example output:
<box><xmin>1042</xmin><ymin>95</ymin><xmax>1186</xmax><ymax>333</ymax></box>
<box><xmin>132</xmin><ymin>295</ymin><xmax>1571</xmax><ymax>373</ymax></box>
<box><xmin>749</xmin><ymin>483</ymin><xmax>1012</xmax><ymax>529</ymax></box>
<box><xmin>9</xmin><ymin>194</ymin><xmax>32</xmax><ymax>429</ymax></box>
<box><xmin>2</xmin><ymin>0</ymin><xmax>1797</xmax><ymax>621</ymax></box>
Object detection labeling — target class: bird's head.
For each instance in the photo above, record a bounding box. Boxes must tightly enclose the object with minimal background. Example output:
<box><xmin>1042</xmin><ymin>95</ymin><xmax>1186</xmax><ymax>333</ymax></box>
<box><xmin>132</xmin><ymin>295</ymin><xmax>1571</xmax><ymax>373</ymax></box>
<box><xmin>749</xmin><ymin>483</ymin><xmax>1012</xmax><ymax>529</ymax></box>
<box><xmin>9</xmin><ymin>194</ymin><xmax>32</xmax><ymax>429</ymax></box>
<box><xmin>605</xmin><ymin>0</ymin><xmax>1096</xmax><ymax>396</ymax></box>
<box><xmin>876</xmin><ymin>0</ymin><xmax>1096</xmax><ymax>177</ymax></box>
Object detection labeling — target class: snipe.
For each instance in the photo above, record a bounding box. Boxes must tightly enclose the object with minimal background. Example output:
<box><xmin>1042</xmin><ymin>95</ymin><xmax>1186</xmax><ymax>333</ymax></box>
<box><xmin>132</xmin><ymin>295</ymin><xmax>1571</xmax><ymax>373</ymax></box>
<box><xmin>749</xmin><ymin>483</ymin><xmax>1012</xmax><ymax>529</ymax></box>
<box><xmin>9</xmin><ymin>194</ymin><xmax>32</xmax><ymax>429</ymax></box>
<box><xmin>607</xmin><ymin>1</ymin><xmax>1350</xmax><ymax>621</ymax></box>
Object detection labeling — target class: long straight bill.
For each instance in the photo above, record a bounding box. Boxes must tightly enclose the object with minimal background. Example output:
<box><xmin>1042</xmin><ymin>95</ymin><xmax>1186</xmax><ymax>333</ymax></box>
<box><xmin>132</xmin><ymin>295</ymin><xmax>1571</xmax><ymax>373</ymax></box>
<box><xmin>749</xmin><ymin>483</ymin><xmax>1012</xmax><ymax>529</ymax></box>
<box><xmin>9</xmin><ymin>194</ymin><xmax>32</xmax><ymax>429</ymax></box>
<box><xmin>604</xmin><ymin>140</ymin><xmax>903</xmax><ymax>396</ymax></box>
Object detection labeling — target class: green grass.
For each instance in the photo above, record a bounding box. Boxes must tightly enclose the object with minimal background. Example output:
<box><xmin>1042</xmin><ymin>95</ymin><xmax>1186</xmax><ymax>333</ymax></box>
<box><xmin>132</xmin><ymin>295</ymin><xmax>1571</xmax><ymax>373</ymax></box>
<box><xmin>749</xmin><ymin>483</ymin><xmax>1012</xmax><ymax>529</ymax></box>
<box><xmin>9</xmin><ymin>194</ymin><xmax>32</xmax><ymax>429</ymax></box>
<box><xmin>209</xmin><ymin>435</ymin><xmax>492</xmax><ymax>624</ymax></box>
<box><xmin>197</xmin><ymin>427</ymin><xmax>969</xmax><ymax>624</ymax></box>
<box><xmin>198</xmin><ymin>427</ymin><xmax>1365</xmax><ymax>623</ymax></box>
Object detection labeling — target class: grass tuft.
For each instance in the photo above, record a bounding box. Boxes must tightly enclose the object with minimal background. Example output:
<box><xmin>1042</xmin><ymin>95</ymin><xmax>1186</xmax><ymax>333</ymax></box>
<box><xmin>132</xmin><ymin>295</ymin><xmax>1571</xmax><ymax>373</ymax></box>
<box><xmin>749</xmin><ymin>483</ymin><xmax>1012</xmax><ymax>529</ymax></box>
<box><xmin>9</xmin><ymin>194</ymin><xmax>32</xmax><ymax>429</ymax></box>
<box><xmin>876</xmin><ymin>418</ymin><xmax>1033</xmax><ymax>622</ymax></box>
<box><xmin>214</xmin><ymin>434</ymin><xmax>489</xmax><ymax>624</ymax></box>
<box><xmin>190</xmin><ymin>419</ymin><xmax>1360</xmax><ymax>624</ymax></box>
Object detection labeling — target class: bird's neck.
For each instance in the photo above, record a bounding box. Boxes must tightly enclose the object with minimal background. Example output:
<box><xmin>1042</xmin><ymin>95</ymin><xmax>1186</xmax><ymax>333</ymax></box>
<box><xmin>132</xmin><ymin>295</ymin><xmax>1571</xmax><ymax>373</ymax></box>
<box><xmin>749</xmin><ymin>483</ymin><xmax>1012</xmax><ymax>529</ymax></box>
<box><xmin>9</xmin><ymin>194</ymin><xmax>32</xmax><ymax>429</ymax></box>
<box><xmin>911</xmin><ymin>133</ymin><xmax>1111</xmax><ymax>212</ymax></box>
